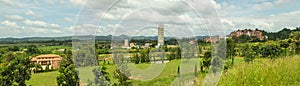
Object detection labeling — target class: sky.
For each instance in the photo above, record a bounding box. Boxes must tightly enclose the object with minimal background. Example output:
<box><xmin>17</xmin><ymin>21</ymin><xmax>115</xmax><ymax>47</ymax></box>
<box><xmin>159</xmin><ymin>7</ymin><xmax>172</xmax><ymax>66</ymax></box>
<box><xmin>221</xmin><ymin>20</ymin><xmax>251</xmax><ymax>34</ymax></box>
<box><xmin>0</xmin><ymin>0</ymin><xmax>299</xmax><ymax>38</ymax></box>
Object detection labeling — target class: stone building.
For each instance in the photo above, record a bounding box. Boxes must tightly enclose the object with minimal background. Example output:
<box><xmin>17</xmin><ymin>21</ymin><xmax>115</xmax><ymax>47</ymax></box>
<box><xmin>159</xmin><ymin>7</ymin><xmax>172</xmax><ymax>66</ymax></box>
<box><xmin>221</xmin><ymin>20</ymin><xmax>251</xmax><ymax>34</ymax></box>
<box><xmin>228</xmin><ymin>29</ymin><xmax>267</xmax><ymax>40</ymax></box>
<box><xmin>204</xmin><ymin>35</ymin><xmax>220</xmax><ymax>43</ymax></box>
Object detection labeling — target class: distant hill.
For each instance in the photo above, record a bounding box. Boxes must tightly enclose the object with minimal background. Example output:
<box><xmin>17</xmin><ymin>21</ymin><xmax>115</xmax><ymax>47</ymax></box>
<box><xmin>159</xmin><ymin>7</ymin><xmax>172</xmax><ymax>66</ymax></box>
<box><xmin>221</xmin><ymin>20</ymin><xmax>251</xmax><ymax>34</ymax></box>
<box><xmin>2</xmin><ymin>27</ymin><xmax>298</xmax><ymax>43</ymax></box>
<box><xmin>0</xmin><ymin>35</ymin><xmax>175</xmax><ymax>43</ymax></box>
<box><xmin>260</xmin><ymin>27</ymin><xmax>300</xmax><ymax>40</ymax></box>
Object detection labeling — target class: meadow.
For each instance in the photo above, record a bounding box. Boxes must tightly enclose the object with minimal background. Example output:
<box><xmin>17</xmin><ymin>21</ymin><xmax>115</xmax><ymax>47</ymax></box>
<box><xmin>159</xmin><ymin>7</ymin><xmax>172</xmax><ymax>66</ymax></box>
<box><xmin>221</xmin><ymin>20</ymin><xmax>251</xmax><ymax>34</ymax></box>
<box><xmin>218</xmin><ymin>55</ymin><xmax>300</xmax><ymax>86</ymax></box>
<box><xmin>26</xmin><ymin>71</ymin><xmax>58</xmax><ymax>86</ymax></box>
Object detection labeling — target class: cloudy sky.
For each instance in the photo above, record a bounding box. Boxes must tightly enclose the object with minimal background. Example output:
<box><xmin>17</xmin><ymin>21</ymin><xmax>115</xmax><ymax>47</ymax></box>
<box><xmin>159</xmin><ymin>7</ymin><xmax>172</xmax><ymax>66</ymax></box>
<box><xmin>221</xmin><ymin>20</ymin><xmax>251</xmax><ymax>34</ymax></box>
<box><xmin>0</xmin><ymin>0</ymin><xmax>299</xmax><ymax>38</ymax></box>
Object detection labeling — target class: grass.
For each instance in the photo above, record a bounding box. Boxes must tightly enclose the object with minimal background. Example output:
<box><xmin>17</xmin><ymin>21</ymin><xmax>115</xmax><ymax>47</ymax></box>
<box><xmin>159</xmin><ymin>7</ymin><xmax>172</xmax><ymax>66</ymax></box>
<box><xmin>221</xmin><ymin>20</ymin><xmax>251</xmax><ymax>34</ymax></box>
<box><xmin>218</xmin><ymin>55</ymin><xmax>300</xmax><ymax>86</ymax></box>
<box><xmin>26</xmin><ymin>71</ymin><xmax>58</xmax><ymax>86</ymax></box>
<box><xmin>26</xmin><ymin>55</ymin><xmax>300</xmax><ymax>86</ymax></box>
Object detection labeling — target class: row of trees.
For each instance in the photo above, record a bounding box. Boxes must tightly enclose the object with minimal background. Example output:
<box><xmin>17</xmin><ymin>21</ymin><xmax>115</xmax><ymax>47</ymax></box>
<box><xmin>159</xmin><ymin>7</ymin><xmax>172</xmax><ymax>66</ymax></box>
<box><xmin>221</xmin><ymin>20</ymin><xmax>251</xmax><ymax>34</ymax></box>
<box><xmin>238</xmin><ymin>31</ymin><xmax>300</xmax><ymax>62</ymax></box>
<box><xmin>200</xmin><ymin>31</ymin><xmax>300</xmax><ymax>72</ymax></box>
<box><xmin>129</xmin><ymin>47</ymin><xmax>183</xmax><ymax>64</ymax></box>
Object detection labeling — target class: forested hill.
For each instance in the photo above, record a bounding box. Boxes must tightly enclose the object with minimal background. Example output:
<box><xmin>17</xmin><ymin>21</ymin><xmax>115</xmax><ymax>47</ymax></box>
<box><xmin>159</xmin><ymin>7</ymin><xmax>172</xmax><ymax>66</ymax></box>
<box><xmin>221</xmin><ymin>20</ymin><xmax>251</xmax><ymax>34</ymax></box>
<box><xmin>260</xmin><ymin>27</ymin><xmax>300</xmax><ymax>40</ymax></box>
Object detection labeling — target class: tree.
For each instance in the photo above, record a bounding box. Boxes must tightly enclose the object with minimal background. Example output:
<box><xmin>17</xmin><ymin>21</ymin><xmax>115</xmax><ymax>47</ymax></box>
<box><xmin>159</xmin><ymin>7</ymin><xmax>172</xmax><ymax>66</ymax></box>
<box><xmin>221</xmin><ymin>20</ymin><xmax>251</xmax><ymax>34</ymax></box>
<box><xmin>8</xmin><ymin>46</ymin><xmax>19</xmax><ymax>52</ymax></box>
<box><xmin>140</xmin><ymin>49</ymin><xmax>147</xmax><ymax>63</ymax></box>
<box><xmin>27</xmin><ymin>45</ymin><xmax>40</xmax><ymax>55</ymax></box>
<box><xmin>290</xmin><ymin>31</ymin><xmax>300</xmax><ymax>54</ymax></box>
<box><xmin>203</xmin><ymin>51</ymin><xmax>212</xmax><ymax>69</ymax></box>
<box><xmin>211</xmin><ymin>56</ymin><xmax>222</xmax><ymax>73</ymax></box>
<box><xmin>113</xmin><ymin>51</ymin><xmax>131</xmax><ymax>85</ymax></box>
<box><xmin>57</xmin><ymin>50</ymin><xmax>80</xmax><ymax>86</ymax></box>
<box><xmin>175</xmin><ymin>47</ymin><xmax>181</xmax><ymax>59</ymax></box>
<box><xmin>290</xmin><ymin>31</ymin><xmax>300</xmax><ymax>41</ymax></box>
<box><xmin>133</xmin><ymin>53</ymin><xmax>140</xmax><ymax>64</ymax></box>
<box><xmin>243</xmin><ymin>44</ymin><xmax>255</xmax><ymax>62</ymax></box>
<box><xmin>45</xmin><ymin>64</ymin><xmax>50</xmax><ymax>72</ymax></box>
<box><xmin>260</xmin><ymin>43</ymin><xmax>281</xmax><ymax>59</ymax></box>
<box><xmin>226</xmin><ymin>38</ymin><xmax>236</xmax><ymax>65</ymax></box>
<box><xmin>33</xmin><ymin>63</ymin><xmax>43</xmax><ymax>73</ymax></box>
<box><xmin>88</xmin><ymin>65</ymin><xmax>110</xmax><ymax>86</ymax></box>
<box><xmin>0</xmin><ymin>53</ymin><xmax>33</xmax><ymax>86</ymax></box>
<box><xmin>232</xmin><ymin>35</ymin><xmax>239</xmax><ymax>43</ymax></box>
<box><xmin>239</xmin><ymin>34</ymin><xmax>251</xmax><ymax>43</ymax></box>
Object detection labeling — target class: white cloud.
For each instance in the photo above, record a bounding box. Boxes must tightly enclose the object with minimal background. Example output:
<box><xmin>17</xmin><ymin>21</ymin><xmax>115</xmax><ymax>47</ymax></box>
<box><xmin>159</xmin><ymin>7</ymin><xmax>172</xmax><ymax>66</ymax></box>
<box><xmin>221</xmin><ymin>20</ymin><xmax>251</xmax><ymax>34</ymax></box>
<box><xmin>23</xmin><ymin>19</ymin><xmax>47</xmax><ymax>27</ymax></box>
<box><xmin>25</xmin><ymin>10</ymin><xmax>43</xmax><ymax>17</ymax></box>
<box><xmin>23</xmin><ymin>19</ymin><xmax>60</xmax><ymax>28</ymax></box>
<box><xmin>252</xmin><ymin>0</ymin><xmax>295</xmax><ymax>10</ymax></box>
<box><xmin>4</xmin><ymin>15</ymin><xmax>24</xmax><ymax>21</ymax></box>
<box><xmin>1</xmin><ymin>20</ymin><xmax>18</xmax><ymax>28</ymax></box>
<box><xmin>69</xmin><ymin>0</ymin><xmax>117</xmax><ymax>10</ymax></box>
<box><xmin>222</xmin><ymin>10</ymin><xmax>300</xmax><ymax>32</ymax></box>
<box><xmin>50</xmin><ymin>24</ymin><xmax>60</xmax><ymax>28</ymax></box>
<box><xmin>0</xmin><ymin>0</ymin><xmax>15</xmax><ymax>6</ymax></box>
<box><xmin>52</xmin><ymin>30</ymin><xmax>62</xmax><ymax>33</ymax></box>
<box><xmin>64</xmin><ymin>17</ymin><xmax>74</xmax><ymax>22</ymax></box>
<box><xmin>69</xmin><ymin>0</ymin><xmax>85</xmax><ymax>6</ymax></box>
<box><xmin>30</xmin><ymin>27</ymin><xmax>47</xmax><ymax>33</ymax></box>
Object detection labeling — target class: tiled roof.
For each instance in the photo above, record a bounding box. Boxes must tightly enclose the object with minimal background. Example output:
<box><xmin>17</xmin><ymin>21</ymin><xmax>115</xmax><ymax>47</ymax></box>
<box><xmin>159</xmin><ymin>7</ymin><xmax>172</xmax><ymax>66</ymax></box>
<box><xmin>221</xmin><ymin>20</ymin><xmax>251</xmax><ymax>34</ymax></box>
<box><xmin>31</xmin><ymin>54</ymin><xmax>62</xmax><ymax>61</ymax></box>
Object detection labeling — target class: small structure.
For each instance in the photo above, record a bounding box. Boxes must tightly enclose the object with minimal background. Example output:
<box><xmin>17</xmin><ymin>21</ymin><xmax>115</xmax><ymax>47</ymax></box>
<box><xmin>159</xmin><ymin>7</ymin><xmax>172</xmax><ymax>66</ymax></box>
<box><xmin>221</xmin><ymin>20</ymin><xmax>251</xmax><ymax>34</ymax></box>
<box><xmin>31</xmin><ymin>54</ymin><xmax>62</xmax><ymax>70</ymax></box>
<box><xmin>204</xmin><ymin>35</ymin><xmax>220</xmax><ymax>43</ymax></box>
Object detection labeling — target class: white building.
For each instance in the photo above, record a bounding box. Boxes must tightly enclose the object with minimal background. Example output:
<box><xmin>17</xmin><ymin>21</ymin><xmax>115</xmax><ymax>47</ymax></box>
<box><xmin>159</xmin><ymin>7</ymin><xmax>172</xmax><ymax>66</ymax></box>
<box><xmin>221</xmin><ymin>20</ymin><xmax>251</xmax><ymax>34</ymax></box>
<box><xmin>158</xmin><ymin>24</ymin><xmax>164</xmax><ymax>47</ymax></box>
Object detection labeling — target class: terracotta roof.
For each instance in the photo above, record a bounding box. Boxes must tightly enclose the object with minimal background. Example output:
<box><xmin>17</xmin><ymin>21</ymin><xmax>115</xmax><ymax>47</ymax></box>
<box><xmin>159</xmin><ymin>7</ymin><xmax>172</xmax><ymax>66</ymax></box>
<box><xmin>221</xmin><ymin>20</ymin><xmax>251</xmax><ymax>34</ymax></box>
<box><xmin>31</xmin><ymin>54</ymin><xmax>62</xmax><ymax>61</ymax></box>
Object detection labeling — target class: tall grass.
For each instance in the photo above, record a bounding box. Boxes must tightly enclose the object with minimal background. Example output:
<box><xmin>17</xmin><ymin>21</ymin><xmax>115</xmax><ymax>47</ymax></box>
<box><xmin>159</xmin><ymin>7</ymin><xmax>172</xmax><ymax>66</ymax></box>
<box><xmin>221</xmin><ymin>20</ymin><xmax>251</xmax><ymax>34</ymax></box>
<box><xmin>218</xmin><ymin>55</ymin><xmax>300</xmax><ymax>86</ymax></box>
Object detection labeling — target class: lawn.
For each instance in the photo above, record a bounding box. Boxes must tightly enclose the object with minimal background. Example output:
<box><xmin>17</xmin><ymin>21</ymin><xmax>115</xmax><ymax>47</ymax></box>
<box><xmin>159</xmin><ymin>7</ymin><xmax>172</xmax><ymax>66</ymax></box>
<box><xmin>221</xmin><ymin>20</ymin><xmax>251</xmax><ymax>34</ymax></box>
<box><xmin>26</xmin><ymin>71</ymin><xmax>58</xmax><ymax>86</ymax></box>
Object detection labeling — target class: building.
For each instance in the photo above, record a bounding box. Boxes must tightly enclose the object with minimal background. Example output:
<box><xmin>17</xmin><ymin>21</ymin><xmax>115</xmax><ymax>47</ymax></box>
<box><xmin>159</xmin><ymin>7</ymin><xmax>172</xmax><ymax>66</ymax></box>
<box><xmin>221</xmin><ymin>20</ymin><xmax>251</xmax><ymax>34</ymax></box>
<box><xmin>123</xmin><ymin>39</ymin><xmax>129</xmax><ymax>48</ymax></box>
<box><xmin>228</xmin><ymin>29</ymin><xmax>267</xmax><ymax>40</ymax></box>
<box><xmin>130</xmin><ymin>42</ymin><xmax>135</xmax><ymax>47</ymax></box>
<box><xmin>31</xmin><ymin>54</ymin><xmax>62</xmax><ymax>70</ymax></box>
<box><xmin>158</xmin><ymin>24</ymin><xmax>164</xmax><ymax>47</ymax></box>
<box><xmin>204</xmin><ymin>35</ymin><xmax>220</xmax><ymax>43</ymax></box>
<box><xmin>124</xmin><ymin>39</ymin><xmax>129</xmax><ymax>47</ymax></box>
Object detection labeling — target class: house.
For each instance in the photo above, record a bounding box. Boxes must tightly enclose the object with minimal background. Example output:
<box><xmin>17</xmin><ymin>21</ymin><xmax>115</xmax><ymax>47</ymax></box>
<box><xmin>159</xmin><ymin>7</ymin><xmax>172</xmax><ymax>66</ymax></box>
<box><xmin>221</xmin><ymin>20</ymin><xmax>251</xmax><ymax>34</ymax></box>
<box><xmin>204</xmin><ymin>35</ymin><xmax>220</xmax><ymax>43</ymax></box>
<box><xmin>31</xmin><ymin>54</ymin><xmax>62</xmax><ymax>70</ymax></box>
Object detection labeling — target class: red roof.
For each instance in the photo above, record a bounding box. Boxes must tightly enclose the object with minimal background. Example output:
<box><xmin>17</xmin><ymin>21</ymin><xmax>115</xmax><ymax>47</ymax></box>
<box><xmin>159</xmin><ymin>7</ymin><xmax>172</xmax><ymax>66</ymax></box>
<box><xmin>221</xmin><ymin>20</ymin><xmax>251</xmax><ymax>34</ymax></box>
<box><xmin>31</xmin><ymin>54</ymin><xmax>62</xmax><ymax>61</ymax></box>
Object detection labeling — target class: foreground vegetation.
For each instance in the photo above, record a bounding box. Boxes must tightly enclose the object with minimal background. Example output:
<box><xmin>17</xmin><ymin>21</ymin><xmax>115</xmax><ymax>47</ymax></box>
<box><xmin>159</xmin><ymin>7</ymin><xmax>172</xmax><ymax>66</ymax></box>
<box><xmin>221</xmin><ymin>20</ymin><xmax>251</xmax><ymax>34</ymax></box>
<box><xmin>219</xmin><ymin>55</ymin><xmax>300</xmax><ymax>86</ymax></box>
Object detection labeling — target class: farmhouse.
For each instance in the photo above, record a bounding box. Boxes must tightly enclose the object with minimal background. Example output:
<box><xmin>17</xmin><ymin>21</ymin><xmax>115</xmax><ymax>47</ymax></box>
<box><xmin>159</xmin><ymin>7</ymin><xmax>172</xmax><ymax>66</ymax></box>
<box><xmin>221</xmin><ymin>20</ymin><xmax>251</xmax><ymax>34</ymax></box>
<box><xmin>31</xmin><ymin>54</ymin><xmax>62</xmax><ymax>70</ymax></box>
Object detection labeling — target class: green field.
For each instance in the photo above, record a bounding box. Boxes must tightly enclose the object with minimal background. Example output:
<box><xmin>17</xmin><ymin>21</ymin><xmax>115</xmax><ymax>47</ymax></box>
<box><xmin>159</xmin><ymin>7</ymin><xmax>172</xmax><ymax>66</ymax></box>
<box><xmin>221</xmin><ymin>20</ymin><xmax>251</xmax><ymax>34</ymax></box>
<box><xmin>26</xmin><ymin>55</ymin><xmax>300</xmax><ymax>86</ymax></box>
<box><xmin>218</xmin><ymin>55</ymin><xmax>300</xmax><ymax>86</ymax></box>
<box><xmin>26</xmin><ymin>71</ymin><xmax>58</xmax><ymax>86</ymax></box>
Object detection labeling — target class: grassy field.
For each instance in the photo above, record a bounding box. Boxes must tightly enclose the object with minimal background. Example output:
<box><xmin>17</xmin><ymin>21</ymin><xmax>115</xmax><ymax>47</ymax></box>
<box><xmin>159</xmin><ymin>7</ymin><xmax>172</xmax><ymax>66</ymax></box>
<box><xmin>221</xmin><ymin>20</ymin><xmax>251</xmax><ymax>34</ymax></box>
<box><xmin>26</xmin><ymin>71</ymin><xmax>58</xmax><ymax>86</ymax></box>
<box><xmin>218</xmin><ymin>55</ymin><xmax>300</xmax><ymax>86</ymax></box>
<box><xmin>26</xmin><ymin>55</ymin><xmax>300</xmax><ymax>86</ymax></box>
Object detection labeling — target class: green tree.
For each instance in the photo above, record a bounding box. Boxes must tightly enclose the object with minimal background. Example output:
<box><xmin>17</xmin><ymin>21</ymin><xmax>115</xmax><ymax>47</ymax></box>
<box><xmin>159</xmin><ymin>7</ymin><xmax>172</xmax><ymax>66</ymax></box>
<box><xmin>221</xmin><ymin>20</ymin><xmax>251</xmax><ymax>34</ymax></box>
<box><xmin>88</xmin><ymin>65</ymin><xmax>110</xmax><ymax>86</ymax></box>
<box><xmin>290</xmin><ymin>31</ymin><xmax>300</xmax><ymax>54</ymax></box>
<box><xmin>133</xmin><ymin>53</ymin><xmax>140</xmax><ymax>64</ymax></box>
<box><xmin>175</xmin><ymin>47</ymin><xmax>181</xmax><ymax>59</ymax></box>
<box><xmin>57</xmin><ymin>50</ymin><xmax>80</xmax><ymax>86</ymax></box>
<box><xmin>33</xmin><ymin>63</ymin><xmax>43</xmax><ymax>73</ymax></box>
<box><xmin>27</xmin><ymin>45</ymin><xmax>40</xmax><ymax>55</ymax></box>
<box><xmin>0</xmin><ymin>53</ymin><xmax>33</xmax><ymax>86</ymax></box>
<box><xmin>243</xmin><ymin>44</ymin><xmax>255</xmax><ymax>62</ymax></box>
<box><xmin>45</xmin><ymin>64</ymin><xmax>50</xmax><ymax>72</ymax></box>
<box><xmin>203</xmin><ymin>51</ymin><xmax>212</xmax><ymax>69</ymax></box>
<box><xmin>226</xmin><ymin>38</ymin><xmax>236</xmax><ymax>65</ymax></box>
<box><xmin>239</xmin><ymin>34</ymin><xmax>251</xmax><ymax>43</ymax></box>
<box><xmin>113</xmin><ymin>51</ymin><xmax>131</xmax><ymax>85</ymax></box>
